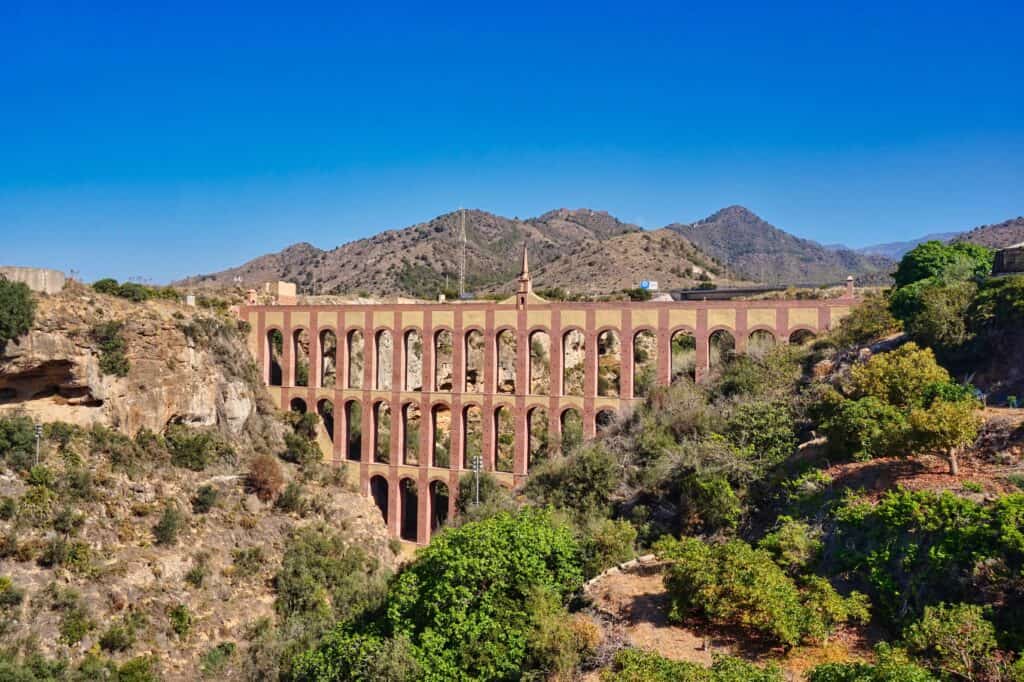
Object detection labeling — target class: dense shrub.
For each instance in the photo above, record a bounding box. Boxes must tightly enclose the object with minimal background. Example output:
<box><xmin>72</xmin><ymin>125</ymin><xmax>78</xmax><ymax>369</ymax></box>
<box><xmin>275</xmin><ymin>481</ymin><xmax>306</xmax><ymax>514</ymax></box>
<box><xmin>0</xmin><ymin>278</ymin><xmax>35</xmax><ymax>353</ymax></box>
<box><xmin>601</xmin><ymin>649</ymin><xmax>783</xmax><ymax>681</ymax></box>
<box><xmin>91</xmin><ymin>320</ymin><xmax>131</xmax><ymax>376</ymax></box>
<box><xmin>892</xmin><ymin>240</ymin><xmax>993</xmax><ymax>289</ymax></box>
<box><xmin>807</xmin><ymin>644</ymin><xmax>935</xmax><ymax>682</ymax></box>
<box><xmin>902</xmin><ymin>603</ymin><xmax>999</xmax><ymax>681</ymax></box>
<box><xmin>169</xmin><ymin>603</ymin><xmax>192</xmax><ymax>638</ymax></box>
<box><xmin>525</xmin><ymin>444</ymin><xmax>621</xmax><ymax>523</ymax></box>
<box><xmin>821</xmin><ymin>395</ymin><xmax>910</xmax><ymax>460</ymax></box>
<box><xmin>656</xmin><ymin>536</ymin><xmax>868</xmax><ymax>647</ymax></box>
<box><xmin>579</xmin><ymin>517</ymin><xmax>636</xmax><ymax>579</ymax></box>
<box><xmin>153</xmin><ymin>504</ymin><xmax>185</xmax><ymax>546</ymax></box>
<box><xmin>831</xmin><ymin>292</ymin><xmax>902</xmax><ymax>348</ymax></box>
<box><xmin>282</xmin><ymin>431</ymin><xmax>322</xmax><ymax>468</ymax></box>
<box><xmin>92</xmin><ymin>277</ymin><xmax>180</xmax><ymax>302</ymax></box>
<box><xmin>248</xmin><ymin>454</ymin><xmax>284</xmax><ymax>501</ymax></box>
<box><xmin>455</xmin><ymin>471</ymin><xmax>516</xmax><ymax>523</ymax></box>
<box><xmin>165</xmin><ymin>424</ymin><xmax>234</xmax><ymax>471</ymax></box>
<box><xmin>0</xmin><ymin>415</ymin><xmax>35</xmax><ymax>463</ymax></box>
<box><xmin>191</xmin><ymin>484</ymin><xmax>218</xmax><ymax>513</ymax></box>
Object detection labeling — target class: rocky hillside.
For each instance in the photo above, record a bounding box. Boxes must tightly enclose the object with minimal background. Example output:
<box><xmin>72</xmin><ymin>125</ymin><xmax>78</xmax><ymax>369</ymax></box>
<box><xmin>175</xmin><ymin>208</ymin><xmax>642</xmax><ymax>298</ymax></box>
<box><xmin>953</xmin><ymin>215</ymin><xmax>1024</xmax><ymax>249</ymax></box>
<box><xmin>668</xmin><ymin>206</ymin><xmax>895</xmax><ymax>286</ymax></box>
<box><xmin>854</xmin><ymin>231</ymin><xmax>962</xmax><ymax>260</ymax></box>
<box><xmin>0</xmin><ymin>286</ymin><xmax>394</xmax><ymax>679</ymax></box>
<box><xmin>531</xmin><ymin>228</ymin><xmax>751</xmax><ymax>294</ymax></box>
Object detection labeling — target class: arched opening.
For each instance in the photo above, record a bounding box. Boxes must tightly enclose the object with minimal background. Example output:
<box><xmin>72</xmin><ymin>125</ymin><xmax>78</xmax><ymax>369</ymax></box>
<box><xmin>671</xmin><ymin>330</ymin><xmax>697</xmax><ymax>382</ymax></box>
<box><xmin>376</xmin><ymin>330</ymin><xmax>393</xmax><ymax>390</ymax></box>
<box><xmin>402</xmin><ymin>403</ymin><xmax>421</xmax><ymax>465</ymax></box>
<box><xmin>320</xmin><ymin>330</ymin><xmax>337</xmax><ymax>388</ymax></box>
<box><xmin>347</xmin><ymin>330</ymin><xmax>364</xmax><ymax>389</ymax></box>
<box><xmin>529</xmin><ymin>331</ymin><xmax>551</xmax><ymax>395</ymax></box>
<box><xmin>432</xmin><ymin>404</ymin><xmax>451</xmax><ymax>468</ymax></box>
<box><xmin>597</xmin><ymin>330</ymin><xmax>621</xmax><ymax>397</ymax></box>
<box><xmin>463</xmin><ymin>405</ymin><xmax>483</xmax><ymax>469</ymax></box>
<box><xmin>289</xmin><ymin>397</ymin><xmax>307</xmax><ymax>414</ymax></box>
<box><xmin>267</xmin><ymin>329</ymin><xmax>284</xmax><ymax>386</ymax></box>
<box><xmin>317</xmin><ymin>399</ymin><xmax>334</xmax><ymax>442</ymax></box>
<box><xmin>400</xmin><ymin>478</ymin><xmax>418</xmax><ymax>542</ymax></box>
<box><xmin>404</xmin><ymin>330</ymin><xmax>423</xmax><ymax>391</ymax></box>
<box><xmin>373</xmin><ymin>401</ymin><xmax>391</xmax><ymax>464</ymax></box>
<box><xmin>434</xmin><ymin>330</ymin><xmax>454</xmax><ymax>391</ymax></box>
<box><xmin>527</xmin><ymin>407</ymin><xmax>549</xmax><ymax>470</ymax></box>
<box><xmin>560</xmin><ymin>408</ymin><xmax>583</xmax><ymax>455</ymax></box>
<box><xmin>563</xmin><ymin>329</ymin><xmax>585</xmax><ymax>396</ymax></box>
<box><xmin>496</xmin><ymin>330</ymin><xmax>516</xmax><ymax>394</ymax></box>
<box><xmin>596</xmin><ymin>409</ymin><xmax>616</xmax><ymax>434</ymax></box>
<box><xmin>633</xmin><ymin>330</ymin><xmax>657</xmax><ymax>398</ymax></box>
<box><xmin>345</xmin><ymin>401</ymin><xmax>362</xmax><ymax>461</ymax></box>
<box><xmin>465</xmin><ymin>330</ymin><xmax>485</xmax><ymax>393</ymax></box>
<box><xmin>789</xmin><ymin>329</ymin><xmax>816</xmax><ymax>345</ymax></box>
<box><xmin>293</xmin><ymin>328</ymin><xmax>310</xmax><ymax>387</ymax></box>
<box><xmin>709</xmin><ymin>329</ymin><xmax>736</xmax><ymax>372</ymax></box>
<box><xmin>429</xmin><ymin>480</ymin><xmax>450</xmax><ymax>534</ymax></box>
<box><xmin>369</xmin><ymin>476</ymin><xmax>388</xmax><ymax>524</ymax></box>
<box><xmin>494</xmin><ymin>405</ymin><xmax>514</xmax><ymax>472</ymax></box>
<box><xmin>748</xmin><ymin>329</ymin><xmax>777</xmax><ymax>359</ymax></box>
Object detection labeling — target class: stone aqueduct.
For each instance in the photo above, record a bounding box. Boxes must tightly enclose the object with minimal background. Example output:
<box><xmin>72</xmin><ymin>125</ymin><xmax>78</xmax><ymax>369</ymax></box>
<box><xmin>238</xmin><ymin>262</ymin><xmax>856</xmax><ymax>544</ymax></box>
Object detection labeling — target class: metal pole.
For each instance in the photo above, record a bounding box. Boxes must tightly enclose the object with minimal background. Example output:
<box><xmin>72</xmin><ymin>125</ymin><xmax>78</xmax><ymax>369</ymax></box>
<box><xmin>472</xmin><ymin>455</ymin><xmax>481</xmax><ymax>506</ymax></box>
<box><xmin>34</xmin><ymin>423</ymin><xmax>42</xmax><ymax>467</ymax></box>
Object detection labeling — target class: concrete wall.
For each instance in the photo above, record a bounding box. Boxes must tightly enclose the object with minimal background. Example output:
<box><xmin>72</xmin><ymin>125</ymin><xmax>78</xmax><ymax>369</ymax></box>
<box><xmin>0</xmin><ymin>267</ymin><xmax>66</xmax><ymax>295</ymax></box>
<box><xmin>994</xmin><ymin>245</ymin><xmax>1024</xmax><ymax>275</ymax></box>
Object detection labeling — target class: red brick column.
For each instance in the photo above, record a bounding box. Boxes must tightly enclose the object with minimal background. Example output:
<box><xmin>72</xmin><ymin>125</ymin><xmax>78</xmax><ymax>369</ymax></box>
<box><xmin>386</xmin><ymin>474</ymin><xmax>400</xmax><ymax>537</ymax></box>
<box><xmin>735</xmin><ymin>308</ymin><xmax>748</xmax><ymax>353</ymax></box>
<box><xmin>583</xmin><ymin>309</ymin><xmax>597</xmax><ymax>439</ymax></box>
<box><xmin>257</xmin><ymin>311</ymin><xmax>268</xmax><ymax>385</ymax></box>
<box><xmin>620</xmin><ymin>310</ymin><xmax>634</xmax><ymax>400</ymax></box>
<box><xmin>657</xmin><ymin>307</ymin><xmax>670</xmax><ymax>386</ymax></box>
<box><xmin>695</xmin><ymin>308</ymin><xmax>709</xmax><ymax>382</ymax></box>
<box><xmin>282</xmin><ymin>311</ymin><xmax>294</xmax><ymax>387</ymax></box>
<box><xmin>309</xmin><ymin>311</ymin><xmax>321</xmax><ymax>389</ymax></box>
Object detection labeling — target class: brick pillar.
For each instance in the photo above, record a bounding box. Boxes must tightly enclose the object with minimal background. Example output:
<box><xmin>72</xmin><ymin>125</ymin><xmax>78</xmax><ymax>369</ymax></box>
<box><xmin>341</xmin><ymin>326</ymin><xmax>352</xmax><ymax>389</ymax></box>
<box><xmin>332</xmin><ymin>390</ymin><xmax>343</xmax><ymax>463</ymax></box>
<box><xmin>778</xmin><ymin>307</ymin><xmax>790</xmax><ymax>344</ymax></box>
<box><xmin>583</xmin><ymin>309</ymin><xmax>597</xmax><ymax>439</ymax></box>
<box><xmin>482</xmin><ymin>311</ymin><xmax>496</xmax><ymax>471</ymax></box>
<box><xmin>364</xmin><ymin>317</ymin><xmax>377</xmax><ymax>391</ymax></box>
<box><xmin>361</xmin><ymin>397</ymin><xmax>373</xmax><ymax>466</ymax></box>
<box><xmin>550</xmin><ymin>309</ymin><xmax>563</xmax><ymax>396</ymax></box>
<box><xmin>735</xmin><ymin>308</ymin><xmax>748</xmax><ymax>353</ymax></box>
<box><xmin>282</xmin><ymin>311</ymin><xmax>294</xmax><ymax>386</ymax></box>
<box><xmin>657</xmin><ymin>307</ymin><xmax>670</xmax><ymax>386</ymax></box>
<box><xmin>818</xmin><ymin>305</ymin><xmax>831</xmax><ymax>332</ymax></box>
<box><xmin>417</xmin><ymin>468</ymin><xmax>430</xmax><ymax>544</ymax></box>
<box><xmin>387</xmin><ymin>473</ymin><xmax>400</xmax><ymax>538</ymax></box>
<box><xmin>450</xmin><ymin>310</ymin><xmax>465</xmax><ymax>472</ymax></box>
<box><xmin>620</xmin><ymin>313</ymin><xmax>634</xmax><ymax>400</ymax></box>
<box><xmin>257</xmin><ymin>312</ymin><xmax>268</xmax><ymax>385</ymax></box>
<box><xmin>310</xmin><ymin>312</ymin><xmax>321</xmax><ymax>389</ymax></box>
<box><xmin>423</xmin><ymin>311</ymin><xmax>435</xmax><ymax>394</ymax></box>
<box><xmin>514</xmin><ymin>307</ymin><xmax>529</xmax><ymax>475</ymax></box>
<box><xmin>695</xmin><ymin>308</ymin><xmax>709</xmax><ymax>382</ymax></box>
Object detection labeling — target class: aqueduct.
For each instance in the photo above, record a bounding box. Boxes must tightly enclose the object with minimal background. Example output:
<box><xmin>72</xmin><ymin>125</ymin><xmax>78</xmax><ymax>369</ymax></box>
<box><xmin>238</xmin><ymin>252</ymin><xmax>856</xmax><ymax>543</ymax></box>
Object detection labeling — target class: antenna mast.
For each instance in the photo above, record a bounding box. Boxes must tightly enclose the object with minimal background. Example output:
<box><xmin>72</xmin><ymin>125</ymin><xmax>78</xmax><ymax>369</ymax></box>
<box><xmin>458</xmin><ymin>208</ymin><xmax>466</xmax><ymax>297</ymax></box>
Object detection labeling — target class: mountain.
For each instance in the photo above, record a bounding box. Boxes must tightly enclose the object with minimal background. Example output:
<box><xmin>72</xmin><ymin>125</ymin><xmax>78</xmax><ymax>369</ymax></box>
<box><xmin>953</xmin><ymin>216</ymin><xmax>1024</xmax><ymax>249</ymax></box>
<box><xmin>176</xmin><ymin>208</ymin><xmax>643</xmax><ymax>298</ymax></box>
<box><xmin>667</xmin><ymin>206</ymin><xmax>894</xmax><ymax>286</ymax></box>
<box><xmin>854</xmin><ymin>232</ymin><xmax>962</xmax><ymax>260</ymax></box>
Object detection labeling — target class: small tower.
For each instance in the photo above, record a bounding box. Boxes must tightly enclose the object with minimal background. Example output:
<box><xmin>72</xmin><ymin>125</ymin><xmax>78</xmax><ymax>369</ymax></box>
<box><xmin>844</xmin><ymin>275</ymin><xmax>855</xmax><ymax>299</ymax></box>
<box><xmin>517</xmin><ymin>243</ymin><xmax>532</xmax><ymax>307</ymax></box>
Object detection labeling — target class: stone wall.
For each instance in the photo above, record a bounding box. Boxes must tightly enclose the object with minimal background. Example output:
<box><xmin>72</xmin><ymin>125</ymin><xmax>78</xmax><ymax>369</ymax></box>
<box><xmin>0</xmin><ymin>266</ymin><xmax>66</xmax><ymax>295</ymax></box>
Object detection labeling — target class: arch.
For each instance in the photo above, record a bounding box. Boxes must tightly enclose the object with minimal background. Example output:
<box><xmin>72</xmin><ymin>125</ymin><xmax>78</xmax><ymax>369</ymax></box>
<box><xmin>562</xmin><ymin>329</ymin><xmax>585</xmax><ymax>396</ymax></box>
<box><xmin>633</xmin><ymin>329</ymin><xmax>658</xmax><ymax>397</ymax></box>
<box><xmin>596</xmin><ymin>408</ymin><xmax>616</xmax><ymax>434</ymax></box>
<box><xmin>345</xmin><ymin>400</ymin><xmax>362</xmax><ymax>461</ymax></box>
<box><xmin>432</xmin><ymin>403</ymin><xmax>451</xmax><ymax>468</ymax></box>
<box><xmin>529</xmin><ymin>330</ymin><xmax>551</xmax><ymax>395</ymax></box>
<box><xmin>317</xmin><ymin>399</ymin><xmax>334</xmax><ymax>443</ymax></box>
<box><xmin>597</xmin><ymin>329</ymin><xmax>621</xmax><ymax>397</ymax></box>
<box><xmin>376</xmin><ymin>329</ymin><xmax>393</xmax><ymax>390</ymax></box>
<box><xmin>369</xmin><ymin>475</ymin><xmax>388</xmax><ymax>524</ymax></box>
<box><xmin>266</xmin><ymin>329</ymin><xmax>283</xmax><ymax>386</ymax></box>
<box><xmin>527</xmin><ymin>406</ymin><xmax>549</xmax><ymax>470</ymax></box>
<box><xmin>434</xmin><ymin>329</ymin><xmax>454</xmax><ymax>392</ymax></box>
<box><xmin>494</xmin><ymin>404</ymin><xmax>514</xmax><ymax>472</ymax></box>
<box><xmin>404</xmin><ymin>329</ymin><xmax>423</xmax><ymax>391</ymax></box>
<box><xmin>373</xmin><ymin>401</ymin><xmax>391</xmax><ymax>464</ymax></box>
<box><xmin>464</xmin><ymin>329</ymin><xmax>485</xmax><ymax>393</ymax></box>
<box><xmin>747</xmin><ymin>328</ymin><xmax>777</xmax><ymax>359</ymax></box>
<box><xmin>289</xmin><ymin>397</ymin><xmax>307</xmax><ymax>414</ymax></box>
<box><xmin>399</xmin><ymin>478</ymin><xmax>418</xmax><ymax>542</ymax></box>
<box><xmin>496</xmin><ymin>329</ymin><xmax>516</xmax><ymax>394</ymax></box>
<box><xmin>402</xmin><ymin>403</ymin><xmax>421</xmax><ymax>466</ymax></box>
<box><xmin>463</xmin><ymin>404</ymin><xmax>483</xmax><ymax>469</ymax></box>
<box><xmin>560</xmin><ymin>407</ymin><xmax>583</xmax><ymax>455</ymax></box>
<box><xmin>319</xmin><ymin>329</ymin><xmax>337</xmax><ymax>388</ymax></box>
<box><xmin>293</xmin><ymin>328</ymin><xmax>310</xmax><ymax>387</ymax></box>
<box><xmin>429</xmin><ymin>480</ymin><xmax>450</xmax><ymax>534</ymax></box>
<box><xmin>346</xmin><ymin>329</ymin><xmax>364</xmax><ymax>389</ymax></box>
<box><xmin>708</xmin><ymin>328</ymin><xmax>736</xmax><ymax>371</ymax></box>
<box><xmin>789</xmin><ymin>328</ymin><xmax>816</xmax><ymax>345</ymax></box>
<box><xmin>671</xmin><ymin>329</ymin><xmax>697</xmax><ymax>383</ymax></box>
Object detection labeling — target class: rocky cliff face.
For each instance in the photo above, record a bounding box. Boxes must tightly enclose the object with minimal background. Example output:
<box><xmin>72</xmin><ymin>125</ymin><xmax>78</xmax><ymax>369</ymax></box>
<box><xmin>0</xmin><ymin>285</ymin><xmax>267</xmax><ymax>443</ymax></box>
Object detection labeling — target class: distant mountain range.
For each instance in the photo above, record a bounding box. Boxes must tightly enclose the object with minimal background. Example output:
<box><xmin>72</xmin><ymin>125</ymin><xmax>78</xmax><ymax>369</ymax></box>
<box><xmin>176</xmin><ymin>207</ymin><xmax>1024</xmax><ymax>298</ymax></box>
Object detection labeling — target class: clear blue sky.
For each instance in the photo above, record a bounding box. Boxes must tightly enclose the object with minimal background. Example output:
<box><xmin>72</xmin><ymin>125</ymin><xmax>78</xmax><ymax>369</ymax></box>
<box><xmin>2</xmin><ymin>1</ymin><xmax>1022</xmax><ymax>283</ymax></box>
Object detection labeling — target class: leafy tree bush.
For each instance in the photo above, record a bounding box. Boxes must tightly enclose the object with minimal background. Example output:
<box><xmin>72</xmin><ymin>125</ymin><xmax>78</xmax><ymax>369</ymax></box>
<box><xmin>821</xmin><ymin>395</ymin><xmax>910</xmax><ymax>460</ymax></box>
<box><xmin>283</xmin><ymin>431</ymin><xmax>322</xmax><ymax>468</ymax></box>
<box><xmin>908</xmin><ymin>397</ymin><xmax>982</xmax><ymax>475</ymax></box>
<box><xmin>892</xmin><ymin>279</ymin><xmax>976</xmax><ymax>353</ymax></box>
<box><xmin>455</xmin><ymin>471</ymin><xmax>516</xmax><ymax>522</ymax></box>
<box><xmin>807</xmin><ymin>644</ymin><xmax>936</xmax><ymax>681</ymax></box>
<box><xmin>0</xmin><ymin>415</ymin><xmax>35</xmax><ymax>462</ymax></box>
<box><xmin>758</xmin><ymin>516</ymin><xmax>823</xmax><ymax>575</ymax></box>
<box><xmin>579</xmin><ymin>517</ymin><xmax>636</xmax><ymax>579</ymax></box>
<box><xmin>892</xmin><ymin>241</ymin><xmax>994</xmax><ymax>288</ymax></box>
<box><xmin>165</xmin><ymin>424</ymin><xmax>234</xmax><ymax>471</ymax></box>
<box><xmin>58</xmin><ymin>603</ymin><xmax>94</xmax><ymax>645</ymax></box>
<box><xmin>525</xmin><ymin>444</ymin><xmax>620</xmax><ymax>523</ymax></box>
<box><xmin>831</xmin><ymin>292</ymin><xmax>902</xmax><ymax>348</ymax></box>
<box><xmin>153</xmin><ymin>504</ymin><xmax>185</xmax><ymax>546</ymax></box>
<box><xmin>655</xmin><ymin>536</ymin><xmax>868</xmax><ymax>647</ymax></box>
<box><xmin>849</xmin><ymin>343</ymin><xmax>950</xmax><ymax>410</ymax></box>
<box><xmin>169</xmin><ymin>603</ymin><xmax>193</xmax><ymax>638</ymax></box>
<box><xmin>191</xmin><ymin>484</ymin><xmax>218</xmax><ymax>513</ymax></box>
<box><xmin>0</xmin><ymin>278</ymin><xmax>35</xmax><ymax>353</ymax></box>
<box><xmin>723</xmin><ymin>400</ymin><xmax>796</xmax><ymax>472</ymax></box>
<box><xmin>275</xmin><ymin>481</ymin><xmax>306</xmax><ymax>514</ymax></box>
<box><xmin>902</xmin><ymin>603</ymin><xmax>998</xmax><ymax>681</ymax></box>
<box><xmin>201</xmin><ymin>642</ymin><xmax>237</xmax><ymax>677</ymax></box>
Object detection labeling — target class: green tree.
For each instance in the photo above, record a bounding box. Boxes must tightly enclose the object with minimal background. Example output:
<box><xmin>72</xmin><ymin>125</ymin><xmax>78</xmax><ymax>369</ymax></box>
<box><xmin>821</xmin><ymin>395</ymin><xmax>910</xmax><ymax>460</ymax></box>
<box><xmin>891</xmin><ymin>279</ymin><xmax>976</xmax><ymax>353</ymax></box>
<box><xmin>849</xmin><ymin>342</ymin><xmax>950</xmax><ymax>410</ymax></box>
<box><xmin>908</xmin><ymin>398</ymin><xmax>982</xmax><ymax>475</ymax></box>
<box><xmin>903</xmin><ymin>603</ymin><xmax>998</xmax><ymax>681</ymax></box>
<box><xmin>831</xmin><ymin>292</ymin><xmax>902</xmax><ymax>348</ymax></box>
<box><xmin>0</xmin><ymin>279</ymin><xmax>35</xmax><ymax>353</ymax></box>
<box><xmin>807</xmin><ymin>644</ymin><xmax>936</xmax><ymax>681</ymax></box>
<box><xmin>893</xmin><ymin>241</ymin><xmax>994</xmax><ymax>288</ymax></box>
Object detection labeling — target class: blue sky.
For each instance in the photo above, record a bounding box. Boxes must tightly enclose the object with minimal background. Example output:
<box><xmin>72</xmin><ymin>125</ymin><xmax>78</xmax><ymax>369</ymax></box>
<box><xmin>2</xmin><ymin>1</ymin><xmax>1022</xmax><ymax>283</ymax></box>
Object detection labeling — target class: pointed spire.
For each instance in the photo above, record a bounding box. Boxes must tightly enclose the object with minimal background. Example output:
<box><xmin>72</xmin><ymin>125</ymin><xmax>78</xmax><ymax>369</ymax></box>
<box><xmin>517</xmin><ymin>242</ymin><xmax>532</xmax><ymax>295</ymax></box>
